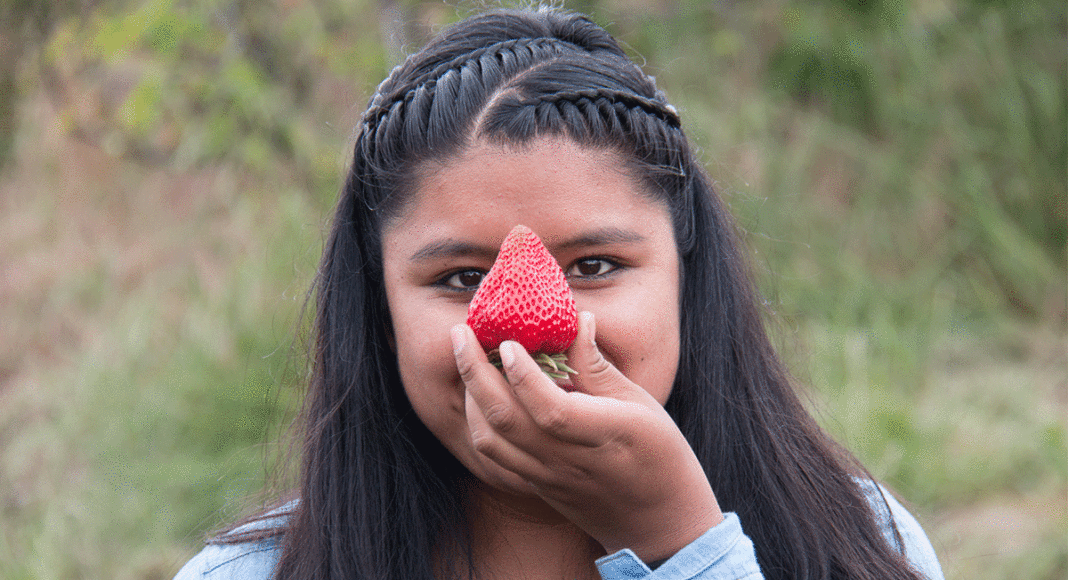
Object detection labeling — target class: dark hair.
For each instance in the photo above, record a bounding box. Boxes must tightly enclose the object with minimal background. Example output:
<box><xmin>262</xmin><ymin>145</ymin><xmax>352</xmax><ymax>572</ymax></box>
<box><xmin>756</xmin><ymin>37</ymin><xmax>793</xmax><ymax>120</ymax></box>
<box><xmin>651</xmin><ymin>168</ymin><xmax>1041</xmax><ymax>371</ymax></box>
<box><xmin>226</xmin><ymin>7</ymin><xmax>923</xmax><ymax>580</ymax></box>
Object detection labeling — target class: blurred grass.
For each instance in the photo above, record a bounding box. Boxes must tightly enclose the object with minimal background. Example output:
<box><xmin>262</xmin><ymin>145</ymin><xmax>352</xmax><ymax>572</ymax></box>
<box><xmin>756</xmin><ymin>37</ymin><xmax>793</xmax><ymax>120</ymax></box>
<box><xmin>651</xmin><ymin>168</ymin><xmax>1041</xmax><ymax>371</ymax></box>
<box><xmin>0</xmin><ymin>1</ymin><xmax>1064</xmax><ymax>579</ymax></box>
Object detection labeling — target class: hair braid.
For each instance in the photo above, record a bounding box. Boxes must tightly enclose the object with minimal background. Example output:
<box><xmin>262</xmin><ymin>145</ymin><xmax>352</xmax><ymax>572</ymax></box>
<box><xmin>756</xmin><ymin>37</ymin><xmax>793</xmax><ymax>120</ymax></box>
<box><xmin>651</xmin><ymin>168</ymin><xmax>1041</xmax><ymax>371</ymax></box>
<box><xmin>354</xmin><ymin>31</ymin><xmax>691</xmax><ymax>218</ymax></box>
<box><xmin>529</xmin><ymin>87</ymin><xmax>687</xmax><ymax>176</ymax></box>
<box><xmin>535</xmin><ymin>88</ymin><xmax>680</xmax><ymax>127</ymax></box>
<box><xmin>361</xmin><ymin>37</ymin><xmax>580</xmax><ymax>133</ymax></box>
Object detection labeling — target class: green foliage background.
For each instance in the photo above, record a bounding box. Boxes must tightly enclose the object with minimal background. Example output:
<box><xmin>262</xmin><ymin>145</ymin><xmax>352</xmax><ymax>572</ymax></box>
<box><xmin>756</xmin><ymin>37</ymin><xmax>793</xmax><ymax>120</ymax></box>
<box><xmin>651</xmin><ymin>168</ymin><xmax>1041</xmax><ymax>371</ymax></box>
<box><xmin>0</xmin><ymin>1</ymin><xmax>1064</xmax><ymax>579</ymax></box>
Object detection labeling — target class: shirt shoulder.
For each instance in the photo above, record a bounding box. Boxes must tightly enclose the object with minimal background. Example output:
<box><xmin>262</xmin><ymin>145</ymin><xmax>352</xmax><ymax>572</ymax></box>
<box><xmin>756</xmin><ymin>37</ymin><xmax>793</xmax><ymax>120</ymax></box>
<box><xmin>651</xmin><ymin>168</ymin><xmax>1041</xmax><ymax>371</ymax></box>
<box><xmin>173</xmin><ymin>538</ymin><xmax>282</xmax><ymax>580</ymax></box>
<box><xmin>856</xmin><ymin>479</ymin><xmax>946</xmax><ymax>580</ymax></box>
<box><xmin>172</xmin><ymin>503</ymin><xmax>292</xmax><ymax>580</ymax></box>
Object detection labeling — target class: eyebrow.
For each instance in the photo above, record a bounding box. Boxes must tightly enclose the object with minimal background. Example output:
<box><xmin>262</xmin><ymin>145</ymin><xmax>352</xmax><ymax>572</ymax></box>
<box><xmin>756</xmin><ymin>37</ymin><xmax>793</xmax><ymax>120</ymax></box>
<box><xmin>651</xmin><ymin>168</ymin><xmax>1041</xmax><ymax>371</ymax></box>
<box><xmin>409</xmin><ymin>227</ymin><xmax>646</xmax><ymax>262</ymax></box>
<box><xmin>410</xmin><ymin>239</ymin><xmax>498</xmax><ymax>262</ymax></box>
<box><xmin>552</xmin><ymin>227</ymin><xmax>646</xmax><ymax>252</ymax></box>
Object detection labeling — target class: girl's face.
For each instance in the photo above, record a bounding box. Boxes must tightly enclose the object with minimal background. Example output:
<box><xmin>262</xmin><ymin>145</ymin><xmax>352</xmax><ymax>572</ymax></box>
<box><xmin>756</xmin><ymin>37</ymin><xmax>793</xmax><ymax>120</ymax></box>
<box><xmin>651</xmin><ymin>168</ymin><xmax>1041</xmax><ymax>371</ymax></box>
<box><xmin>381</xmin><ymin>137</ymin><xmax>681</xmax><ymax>496</ymax></box>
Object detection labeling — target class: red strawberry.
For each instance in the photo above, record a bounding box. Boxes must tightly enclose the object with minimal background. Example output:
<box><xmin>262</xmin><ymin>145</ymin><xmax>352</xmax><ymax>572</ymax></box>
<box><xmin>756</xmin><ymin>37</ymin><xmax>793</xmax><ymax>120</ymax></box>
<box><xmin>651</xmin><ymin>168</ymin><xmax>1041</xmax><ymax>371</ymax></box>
<box><xmin>467</xmin><ymin>225</ymin><xmax>578</xmax><ymax>378</ymax></box>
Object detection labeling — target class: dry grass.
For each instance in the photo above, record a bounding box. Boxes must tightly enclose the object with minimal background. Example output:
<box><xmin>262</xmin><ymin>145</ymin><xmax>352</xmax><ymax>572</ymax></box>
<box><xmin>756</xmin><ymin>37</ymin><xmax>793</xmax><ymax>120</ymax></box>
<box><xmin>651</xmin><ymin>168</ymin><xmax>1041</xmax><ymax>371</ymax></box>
<box><xmin>1</xmin><ymin>93</ymin><xmax>317</xmax><ymax>579</ymax></box>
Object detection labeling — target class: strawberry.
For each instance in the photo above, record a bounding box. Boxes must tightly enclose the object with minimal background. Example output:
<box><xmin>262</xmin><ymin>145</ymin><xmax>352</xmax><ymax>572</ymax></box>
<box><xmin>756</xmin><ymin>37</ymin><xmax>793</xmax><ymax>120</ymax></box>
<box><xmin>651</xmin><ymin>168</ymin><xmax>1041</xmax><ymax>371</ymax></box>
<box><xmin>466</xmin><ymin>225</ymin><xmax>578</xmax><ymax>379</ymax></box>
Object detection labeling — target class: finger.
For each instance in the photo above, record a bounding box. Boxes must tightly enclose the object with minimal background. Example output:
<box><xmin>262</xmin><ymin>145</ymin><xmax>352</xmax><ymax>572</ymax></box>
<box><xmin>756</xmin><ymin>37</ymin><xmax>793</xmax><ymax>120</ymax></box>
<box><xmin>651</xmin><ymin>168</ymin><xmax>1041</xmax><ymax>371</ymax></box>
<box><xmin>452</xmin><ymin>323</ymin><xmax>513</xmax><ymax>408</ymax></box>
<box><xmin>451</xmin><ymin>324</ymin><xmax>524</xmax><ymax>435</ymax></box>
<box><xmin>463</xmin><ymin>386</ymin><xmax>553</xmax><ymax>483</ymax></box>
<box><xmin>499</xmin><ymin>341</ymin><xmax>607</xmax><ymax>447</ymax></box>
<box><xmin>566</xmin><ymin>311</ymin><xmax>648</xmax><ymax>402</ymax></box>
<box><xmin>451</xmin><ymin>323</ymin><xmax>493</xmax><ymax>381</ymax></box>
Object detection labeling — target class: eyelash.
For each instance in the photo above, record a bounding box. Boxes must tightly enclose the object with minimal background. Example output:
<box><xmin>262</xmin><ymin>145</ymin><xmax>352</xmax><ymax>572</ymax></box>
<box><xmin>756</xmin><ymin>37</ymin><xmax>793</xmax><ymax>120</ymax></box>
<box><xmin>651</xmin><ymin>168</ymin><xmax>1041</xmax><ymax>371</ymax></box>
<box><xmin>436</xmin><ymin>269</ymin><xmax>486</xmax><ymax>292</ymax></box>
<box><xmin>565</xmin><ymin>257</ymin><xmax>620</xmax><ymax>280</ymax></box>
<box><xmin>434</xmin><ymin>257</ymin><xmax>621</xmax><ymax>292</ymax></box>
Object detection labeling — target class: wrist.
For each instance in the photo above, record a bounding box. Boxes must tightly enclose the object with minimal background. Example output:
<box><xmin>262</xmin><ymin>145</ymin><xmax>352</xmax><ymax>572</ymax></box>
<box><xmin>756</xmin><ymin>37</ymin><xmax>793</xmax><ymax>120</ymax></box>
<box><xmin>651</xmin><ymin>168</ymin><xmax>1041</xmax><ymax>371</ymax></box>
<box><xmin>609</xmin><ymin>502</ymin><xmax>724</xmax><ymax>564</ymax></box>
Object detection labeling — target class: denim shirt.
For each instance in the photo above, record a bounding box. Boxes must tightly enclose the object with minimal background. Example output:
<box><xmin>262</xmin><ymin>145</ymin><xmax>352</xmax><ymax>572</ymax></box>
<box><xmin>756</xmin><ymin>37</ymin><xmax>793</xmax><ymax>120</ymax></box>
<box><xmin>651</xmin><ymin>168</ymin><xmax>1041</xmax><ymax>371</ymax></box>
<box><xmin>173</xmin><ymin>480</ymin><xmax>944</xmax><ymax>580</ymax></box>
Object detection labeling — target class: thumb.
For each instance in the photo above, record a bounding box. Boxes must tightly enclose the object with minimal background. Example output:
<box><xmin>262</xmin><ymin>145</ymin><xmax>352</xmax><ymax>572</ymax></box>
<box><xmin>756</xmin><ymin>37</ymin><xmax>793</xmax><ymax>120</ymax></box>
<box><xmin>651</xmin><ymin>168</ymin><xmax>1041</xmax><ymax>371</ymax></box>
<box><xmin>566</xmin><ymin>311</ymin><xmax>643</xmax><ymax>400</ymax></box>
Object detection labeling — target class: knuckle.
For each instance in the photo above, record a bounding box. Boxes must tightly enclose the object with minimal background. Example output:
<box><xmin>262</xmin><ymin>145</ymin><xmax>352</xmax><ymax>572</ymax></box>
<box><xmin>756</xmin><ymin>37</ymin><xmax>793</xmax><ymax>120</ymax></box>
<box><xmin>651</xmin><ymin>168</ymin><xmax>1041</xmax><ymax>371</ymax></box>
<box><xmin>586</xmin><ymin>351</ymin><xmax>614</xmax><ymax>380</ymax></box>
<box><xmin>455</xmin><ymin>355</ymin><xmax>478</xmax><ymax>385</ymax></box>
<box><xmin>482</xmin><ymin>401</ymin><xmax>519</xmax><ymax>434</ymax></box>
<box><xmin>534</xmin><ymin>405</ymin><xmax>570</xmax><ymax>434</ymax></box>
<box><xmin>469</xmin><ymin>428</ymin><xmax>496</xmax><ymax>455</ymax></box>
<box><xmin>505</xmin><ymin>362</ymin><xmax>539</xmax><ymax>391</ymax></box>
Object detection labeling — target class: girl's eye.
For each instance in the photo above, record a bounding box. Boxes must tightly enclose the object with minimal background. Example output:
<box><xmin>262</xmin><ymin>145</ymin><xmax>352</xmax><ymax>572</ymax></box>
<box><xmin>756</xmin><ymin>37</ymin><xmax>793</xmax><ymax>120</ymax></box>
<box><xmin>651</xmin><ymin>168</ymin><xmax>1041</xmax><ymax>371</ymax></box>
<box><xmin>566</xmin><ymin>258</ymin><xmax>616</xmax><ymax>278</ymax></box>
<box><xmin>441</xmin><ymin>269</ymin><xmax>485</xmax><ymax>290</ymax></box>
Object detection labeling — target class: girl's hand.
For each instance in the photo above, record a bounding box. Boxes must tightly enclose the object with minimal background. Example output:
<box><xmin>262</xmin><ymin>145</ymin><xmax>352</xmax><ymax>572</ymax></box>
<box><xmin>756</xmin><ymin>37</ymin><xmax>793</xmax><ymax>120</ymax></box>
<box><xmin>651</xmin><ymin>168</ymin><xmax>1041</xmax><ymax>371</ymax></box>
<box><xmin>451</xmin><ymin>311</ymin><xmax>724</xmax><ymax>563</ymax></box>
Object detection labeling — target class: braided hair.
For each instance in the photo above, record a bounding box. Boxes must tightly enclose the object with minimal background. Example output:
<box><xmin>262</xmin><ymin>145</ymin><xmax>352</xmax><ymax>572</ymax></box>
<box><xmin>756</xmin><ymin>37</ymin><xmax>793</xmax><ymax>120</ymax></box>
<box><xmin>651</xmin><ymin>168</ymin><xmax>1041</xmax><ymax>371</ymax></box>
<box><xmin>234</xmin><ymin>7</ymin><xmax>922</xmax><ymax>580</ymax></box>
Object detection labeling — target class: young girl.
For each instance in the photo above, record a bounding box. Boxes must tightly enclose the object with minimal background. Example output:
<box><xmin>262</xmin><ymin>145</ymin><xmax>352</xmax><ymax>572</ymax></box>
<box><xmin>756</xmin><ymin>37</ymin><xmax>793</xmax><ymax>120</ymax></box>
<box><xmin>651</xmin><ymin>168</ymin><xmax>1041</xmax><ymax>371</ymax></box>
<box><xmin>174</xmin><ymin>7</ymin><xmax>944</xmax><ymax>580</ymax></box>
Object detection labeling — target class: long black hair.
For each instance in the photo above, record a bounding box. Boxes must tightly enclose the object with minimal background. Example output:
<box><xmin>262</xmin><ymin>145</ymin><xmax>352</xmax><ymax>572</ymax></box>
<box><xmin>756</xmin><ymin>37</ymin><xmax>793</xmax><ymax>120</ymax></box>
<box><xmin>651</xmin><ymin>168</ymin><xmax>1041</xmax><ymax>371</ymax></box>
<box><xmin>225</xmin><ymin>7</ymin><xmax>923</xmax><ymax>580</ymax></box>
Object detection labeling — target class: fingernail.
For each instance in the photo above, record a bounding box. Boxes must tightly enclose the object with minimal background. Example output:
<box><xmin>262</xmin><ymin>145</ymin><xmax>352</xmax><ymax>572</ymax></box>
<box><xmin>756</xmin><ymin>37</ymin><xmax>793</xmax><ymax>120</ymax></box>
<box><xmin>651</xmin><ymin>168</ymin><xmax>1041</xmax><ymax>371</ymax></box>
<box><xmin>450</xmin><ymin>325</ymin><xmax>465</xmax><ymax>357</ymax></box>
<box><xmin>499</xmin><ymin>341</ymin><xmax>515</xmax><ymax>368</ymax></box>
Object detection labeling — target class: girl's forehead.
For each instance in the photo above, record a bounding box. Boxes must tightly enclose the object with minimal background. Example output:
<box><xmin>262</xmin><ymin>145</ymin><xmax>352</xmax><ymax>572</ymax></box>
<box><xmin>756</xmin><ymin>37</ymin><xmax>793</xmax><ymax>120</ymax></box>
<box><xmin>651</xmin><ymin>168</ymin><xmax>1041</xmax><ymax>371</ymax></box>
<box><xmin>386</xmin><ymin>137</ymin><xmax>656</xmax><ymax>237</ymax></box>
<box><xmin>419</xmin><ymin>138</ymin><xmax>630</xmax><ymax>189</ymax></box>
<box><xmin>382</xmin><ymin>137</ymin><xmax>666</xmax><ymax>257</ymax></box>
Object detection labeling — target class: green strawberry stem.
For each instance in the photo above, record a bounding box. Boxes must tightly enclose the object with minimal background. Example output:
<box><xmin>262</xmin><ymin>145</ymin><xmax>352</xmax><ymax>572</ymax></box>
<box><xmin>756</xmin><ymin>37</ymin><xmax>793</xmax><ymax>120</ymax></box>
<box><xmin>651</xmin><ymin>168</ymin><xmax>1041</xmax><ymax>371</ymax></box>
<box><xmin>485</xmin><ymin>349</ymin><xmax>576</xmax><ymax>380</ymax></box>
